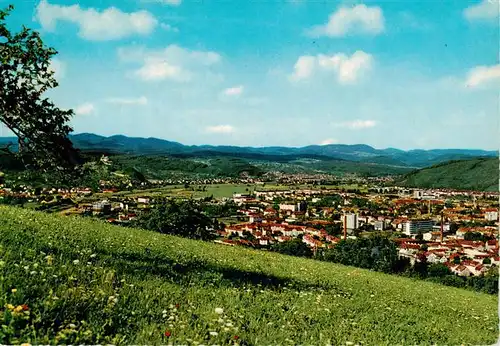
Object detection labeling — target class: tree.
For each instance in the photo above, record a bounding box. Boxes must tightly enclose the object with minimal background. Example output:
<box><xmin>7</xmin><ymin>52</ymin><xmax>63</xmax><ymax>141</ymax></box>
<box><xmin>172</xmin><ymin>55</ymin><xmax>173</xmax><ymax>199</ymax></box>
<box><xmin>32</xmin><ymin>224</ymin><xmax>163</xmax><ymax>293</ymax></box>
<box><xmin>0</xmin><ymin>5</ymin><xmax>81</xmax><ymax>174</ymax></box>
<box><xmin>428</xmin><ymin>263</ymin><xmax>451</xmax><ymax>277</ymax></box>
<box><xmin>132</xmin><ymin>199</ymin><xmax>216</xmax><ymax>241</ymax></box>
<box><xmin>323</xmin><ymin>235</ymin><xmax>399</xmax><ymax>273</ymax></box>
<box><xmin>271</xmin><ymin>239</ymin><xmax>312</xmax><ymax>258</ymax></box>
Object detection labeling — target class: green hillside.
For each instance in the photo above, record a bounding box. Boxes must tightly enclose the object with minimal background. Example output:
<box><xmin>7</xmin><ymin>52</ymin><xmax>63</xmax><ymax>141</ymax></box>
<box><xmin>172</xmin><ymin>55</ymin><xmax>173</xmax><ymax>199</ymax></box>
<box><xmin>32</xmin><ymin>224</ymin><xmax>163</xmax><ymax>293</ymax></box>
<box><xmin>0</xmin><ymin>206</ymin><xmax>498</xmax><ymax>345</ymax></box>
<box><xmin>397</xmin><ymin>157</ymin><xmax>499</xmax><ymax>191</ymax></box>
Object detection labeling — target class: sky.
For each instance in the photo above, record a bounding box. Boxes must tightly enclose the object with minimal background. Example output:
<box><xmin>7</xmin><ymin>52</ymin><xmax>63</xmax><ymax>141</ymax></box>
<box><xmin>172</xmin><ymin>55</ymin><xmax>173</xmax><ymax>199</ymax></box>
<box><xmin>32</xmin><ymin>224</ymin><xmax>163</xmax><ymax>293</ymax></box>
<box><xmin>1</xmin><ymin>0</ymin><xmax>499</xmax><ymax>150</ymax></box>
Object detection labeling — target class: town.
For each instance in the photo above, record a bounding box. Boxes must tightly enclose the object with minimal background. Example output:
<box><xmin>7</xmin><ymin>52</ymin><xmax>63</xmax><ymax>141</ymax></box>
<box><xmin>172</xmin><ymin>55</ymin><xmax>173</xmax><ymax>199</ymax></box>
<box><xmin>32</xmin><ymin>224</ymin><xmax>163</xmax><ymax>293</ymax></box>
<box><xmin>2</xmin><ymin>163</ymin><xmax>498</xmax><ymax>278</ymax></box>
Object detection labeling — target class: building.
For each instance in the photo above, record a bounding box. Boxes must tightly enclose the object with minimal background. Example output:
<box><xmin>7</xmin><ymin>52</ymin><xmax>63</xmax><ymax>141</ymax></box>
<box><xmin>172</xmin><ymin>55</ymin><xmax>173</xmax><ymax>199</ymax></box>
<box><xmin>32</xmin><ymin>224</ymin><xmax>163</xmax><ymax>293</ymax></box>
<box><xmin>413</xmin><ymin>190</ymin><xmax>424</xmax><ymax>199</ymax></box>
<box><xmin>485</xmin><ymin>209</ymin><xmax>499</xmax><ymax>222</ymax></box>
<box><xmin>344</xmin><ymin>214</ymin><xmax>359</xmax><ymax>232</ymax></box>
<box><xmin>279</xmin><ymin>204</ymin><xmax>297</xmax><ymax>212</ymax></box>
<box><xmin>93</xmin><ymin>201</ymin><xmax>111</xmax><ymax>214</ymax></box>
<box><xmin>402</xmin><ymin>219</ymin><xmax>434</xmax><ymax>236</ymax></box>
<box><xmin>374</xmin><ymin>220</ymin><xmax>385</xmax><ymax>231</ymax></box>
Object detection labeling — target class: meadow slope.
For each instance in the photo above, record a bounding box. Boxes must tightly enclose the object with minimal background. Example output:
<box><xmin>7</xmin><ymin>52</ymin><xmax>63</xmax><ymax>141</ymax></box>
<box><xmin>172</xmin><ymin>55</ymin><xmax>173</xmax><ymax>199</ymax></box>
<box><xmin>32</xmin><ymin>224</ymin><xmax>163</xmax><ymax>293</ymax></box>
<box><xmin>0</xmin><ymin>206</ymin><xmax>498</xmax><ymax>345</ymax></box>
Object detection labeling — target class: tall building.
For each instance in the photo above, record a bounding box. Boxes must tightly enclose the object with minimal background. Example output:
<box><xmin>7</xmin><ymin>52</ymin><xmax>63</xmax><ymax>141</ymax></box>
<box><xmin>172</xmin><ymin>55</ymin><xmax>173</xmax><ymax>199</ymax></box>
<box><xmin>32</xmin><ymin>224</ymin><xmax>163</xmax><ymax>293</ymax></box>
<box><xmin>344</xmin><ymin>213</ymin><xmax>359</xmax><ymax>231</ymax></box>
<box><xmin>402</xmin><ymin>219</ymin><xmax>433</xmax><ymax>236</ymax></box>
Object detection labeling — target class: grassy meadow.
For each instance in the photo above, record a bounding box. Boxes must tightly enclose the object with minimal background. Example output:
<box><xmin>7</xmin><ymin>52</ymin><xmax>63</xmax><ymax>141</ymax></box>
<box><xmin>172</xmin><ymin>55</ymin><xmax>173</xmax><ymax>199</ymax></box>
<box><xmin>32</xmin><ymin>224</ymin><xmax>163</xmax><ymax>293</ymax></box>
<box><xmin>0</xmin><ymin>205</ymin><xmax>498</xmax><ymax>345</ymax></box>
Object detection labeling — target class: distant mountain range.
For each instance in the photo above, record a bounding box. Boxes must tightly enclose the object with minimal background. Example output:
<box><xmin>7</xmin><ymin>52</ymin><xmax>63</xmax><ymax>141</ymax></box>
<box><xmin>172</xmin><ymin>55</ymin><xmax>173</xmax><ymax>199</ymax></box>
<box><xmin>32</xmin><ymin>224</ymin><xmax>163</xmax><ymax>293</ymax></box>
<box><xmin>0</xmin><ymin>133</ymin><xmax>497</xmax><ymax>168</ymax></box>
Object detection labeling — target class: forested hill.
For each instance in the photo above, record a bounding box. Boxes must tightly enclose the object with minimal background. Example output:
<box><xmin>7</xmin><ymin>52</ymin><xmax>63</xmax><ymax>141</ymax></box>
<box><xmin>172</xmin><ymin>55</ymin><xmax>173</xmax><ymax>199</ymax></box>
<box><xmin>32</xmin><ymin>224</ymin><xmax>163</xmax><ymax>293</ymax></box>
<box><xmin>397</xmin><ymin>158</ymin><xmax>499</xmax><ymax>191</ymax></box>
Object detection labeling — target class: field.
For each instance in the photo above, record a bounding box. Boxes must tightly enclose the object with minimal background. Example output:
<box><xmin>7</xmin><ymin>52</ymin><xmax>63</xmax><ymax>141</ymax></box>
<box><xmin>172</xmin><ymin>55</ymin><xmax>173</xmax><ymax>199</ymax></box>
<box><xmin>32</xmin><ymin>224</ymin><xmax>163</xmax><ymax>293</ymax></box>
<box><xmin>0</xmin><ymin>205</ymin><xmax>498</xmax><ymax>344</ymax></box>
<box><xmin>99</xmin><ymin>183</ymin><xmax>367</xmax><ymax>201</ymax></box>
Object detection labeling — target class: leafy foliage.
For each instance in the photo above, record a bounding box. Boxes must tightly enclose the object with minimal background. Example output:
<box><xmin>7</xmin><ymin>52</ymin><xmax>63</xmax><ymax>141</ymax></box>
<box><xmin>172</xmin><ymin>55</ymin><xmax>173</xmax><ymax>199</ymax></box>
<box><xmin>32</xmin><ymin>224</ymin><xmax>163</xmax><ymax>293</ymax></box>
<box><xmin>271</xmin><ymin>239</ymin><xmax>313</xmax><ymax>258</ymax></box>
<box><xmin>323</xmin><ymin>235</ymin><xmax>400</xmax><ymax>273</ymax></box>
<box><xmin>0</xmin><ymin>5</ymin><xmax>81</xmax><ymax>174</ymax></box>
<box><xmin>132</xmin><ymin>199</ymin><xmax>217</xmax><ymax>241</ymax></box>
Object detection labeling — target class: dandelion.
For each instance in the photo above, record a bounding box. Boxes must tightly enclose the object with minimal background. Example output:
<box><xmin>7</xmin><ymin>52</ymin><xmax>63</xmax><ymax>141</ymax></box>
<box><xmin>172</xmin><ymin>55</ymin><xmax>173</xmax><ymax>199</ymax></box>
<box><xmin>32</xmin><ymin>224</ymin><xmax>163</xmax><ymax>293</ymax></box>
<box><xmin>11</xmin><ymin>288</ymin><xmax>17</xmax><ymax>293</ymax></box>
<box><xmin>215</xmin><ymin>308</ymin><xmax>224</xmax><ymax>314</ymax></box>
<box><xmin>209</xmin><ymin>331</ymin><xmax>218</xmax><ymax>336</ymax></box>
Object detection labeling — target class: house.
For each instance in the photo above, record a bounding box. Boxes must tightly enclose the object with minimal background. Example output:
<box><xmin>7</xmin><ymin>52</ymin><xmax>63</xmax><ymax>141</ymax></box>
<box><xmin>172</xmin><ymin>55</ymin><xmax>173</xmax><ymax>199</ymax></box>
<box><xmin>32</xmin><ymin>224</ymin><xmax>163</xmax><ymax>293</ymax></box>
<box><xmin>450</xmin><ymin>265</ymin><xmax>472</xmax><ymax>277</ymax></box>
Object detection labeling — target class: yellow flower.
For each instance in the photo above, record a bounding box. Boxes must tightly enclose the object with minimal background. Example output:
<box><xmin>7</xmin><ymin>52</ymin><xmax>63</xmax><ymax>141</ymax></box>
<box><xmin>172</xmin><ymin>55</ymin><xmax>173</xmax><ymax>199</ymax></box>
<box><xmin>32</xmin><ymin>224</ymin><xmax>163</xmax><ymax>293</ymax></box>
<box><xmin>11</xmin><ymin>288</ymin><xmax>17</xmax><ymax>293</ymax></box>
<box><xmin>6</xmin><ymin>304</ymin><xmax>14</xmax><ymax>310</ymax></box>
<box><xmin>20</xmin><ymin>343</ymin><xmax>31</xmax><ymax>346</ymax></box>
<box><xmin>14</xmin><ymin>305</ymin><xmax>23</xmax><ymax>313</ymax></box>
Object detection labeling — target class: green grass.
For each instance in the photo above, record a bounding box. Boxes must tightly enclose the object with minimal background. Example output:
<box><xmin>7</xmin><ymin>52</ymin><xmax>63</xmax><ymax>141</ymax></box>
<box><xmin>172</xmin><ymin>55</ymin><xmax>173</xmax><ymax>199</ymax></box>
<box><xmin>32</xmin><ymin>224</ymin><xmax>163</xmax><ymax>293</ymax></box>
<box><xmin>0</xmin><ymin>205</ymin><xmax>498</xmax><ymax>344</ymax></box>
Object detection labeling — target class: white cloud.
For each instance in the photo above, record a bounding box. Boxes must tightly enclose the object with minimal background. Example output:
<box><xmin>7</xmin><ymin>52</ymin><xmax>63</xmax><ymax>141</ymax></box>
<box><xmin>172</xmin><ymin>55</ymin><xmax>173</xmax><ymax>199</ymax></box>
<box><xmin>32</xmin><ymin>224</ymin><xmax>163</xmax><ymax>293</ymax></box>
<box><xmin>74</xmin><ymin>103</ymin><xmax>95</xmax><ymax>115</ymax></box>
<box><xmin>118</xmin><ymin>44</ymin><xmax>221</xmax><ymax>82</ymax></box>
<box><xmin>290</xmin><ymin>51</ymin><xmax>373</xmax><ymax>84</ymax></box>
<box><xmin>48</xmin><ymin>58</ymin><xmax>65</xmax><ymax>79</ymax></box>
<box><xmin>320</xmin><ymin>138</ymin><xmax>338</xmax><ymax>145</ymax></box>
<box><xmin>35</xmin><ymin>0</ymin><xmax>158</xmax><ymax>41</ymax></box>
<box><xmin>465</xmin><ymin>64</ymin><xmax>500</xmax><ymax>88</ymax></box>
<box><xmin>464</xmin><ymin>0</ymin><xmax>499</xmax><ymax>21</ymax></box>
<box><xmin>332</xmin><ymin>120</ymin><xmax>377</xmax><ymax>129</ymax></box>
<box><xmin>206</xmin><ymin>125</ymin><xmax>235</xmax><ymax>134</ymax></box>
<box><xmin>290</xmin><ymin>56</ymin><xmax>316</xmax><ymax>81</ymax></box>
<box><xmin>142</xmin><ymin>0</ymin><xmax>182</xmax><ymax>5</ymax></box>
<box><xmin>307</xmin><ymin>4</ymin><xmax>384</xmax><ymax>37</ymax></box>
<box><xmin>223</xmin><ymin>85</ymin><xmax>244</xmax><ymax>96</ymax></box>
<box><xmin>160</xmin><ymin>23</ymin><xmax>179</xmax><ymax>32</ymax></box>
<box><xmin>106</xmin><ymin>96</ymin><xmax>148</xmax><ymax>105</ymax></box>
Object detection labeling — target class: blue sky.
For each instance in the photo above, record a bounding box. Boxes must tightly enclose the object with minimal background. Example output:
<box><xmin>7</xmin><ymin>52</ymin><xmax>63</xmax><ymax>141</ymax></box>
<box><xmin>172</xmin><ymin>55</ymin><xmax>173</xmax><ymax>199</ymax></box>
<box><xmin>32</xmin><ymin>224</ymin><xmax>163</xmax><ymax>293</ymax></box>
<box><xmin>1</xmin><ymin>0</ymin><xmax>499</xmax><ymax>150</ymax></box>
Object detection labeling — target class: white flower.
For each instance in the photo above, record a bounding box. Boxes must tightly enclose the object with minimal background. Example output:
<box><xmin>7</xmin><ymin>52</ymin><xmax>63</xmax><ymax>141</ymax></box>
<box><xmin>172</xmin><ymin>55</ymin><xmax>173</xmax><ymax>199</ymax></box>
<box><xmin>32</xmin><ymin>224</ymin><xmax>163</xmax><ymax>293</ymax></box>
<box><xmin>30</xmin><ymin>271</ymin><xmax>37</xmax><ymax>275</ymax></box>
<box><xmin>90</xmin><ymin>254</ymin><xmax>97</xmax><ymax>258</ymax></box>
<box><xmin>209</xmin><ymin>331</ymin><xmax>218</xmax><ymax>336</ymax></box>
<box><xmin>69</xmin><ymin>323</ymin><xmax>76</xmax><ymax>329</ymax></box>
<box><xmin>215</xmin><ymin>308</ymin><xmax>224</xmax><ymax>314</ymax></box>
<box><xmin>73</xmin><ymin>259</ymin><xmax>80</xmax><ymax>265</ymax></box>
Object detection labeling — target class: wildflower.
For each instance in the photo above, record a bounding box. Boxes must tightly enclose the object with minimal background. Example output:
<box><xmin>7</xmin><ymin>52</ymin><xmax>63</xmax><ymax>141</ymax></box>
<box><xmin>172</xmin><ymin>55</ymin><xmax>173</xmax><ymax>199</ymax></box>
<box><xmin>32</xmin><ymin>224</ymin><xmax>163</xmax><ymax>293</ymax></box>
<box><xmin>209</xmin><ymin>331</ymin><xmax>218</xmax><ymax>336</ymax></box>
<box><xmin>234</xmin><ymin>335</ymin><xmax>239</xmax><ymax>340</ymax></box>
<box><xmin>20</xmin><ymin>343</ymin><xmax>31</xmax><ymax>346</ymax></box>
<box><xmin>11</xmin><ymin>288</ymin><xmax>17</xmax><ymax>293</ymax></box>
<box><xmin>346</xmin><ymin>342</ymin><xmax>354</xmax><ymax>345</ymax></box>
<box><xmin>215</xmin><ymin>308</ymin><xmax>224</xmax><ymax>314</ymax></box>
<box><xmin>6</xmin><ymin>304</ymin><xmax>14</xmax><ymax>310</ymax></box>
<box><xmin>90</xmin><ymin>254</ymin><xmax>97</xmax><ymax>258</ymax></box>
<box><xmin>21</xmin><ymin>304</ymin><xmax>29</xmax><ymax>311</ymax></box>
<box><xmin>164</xmin><ymin>330</ymin><xmax>171</xmax><ymax>337</ymax></box>
<box><xmin>30</xmin><ymin>271</ymin><xmax>37</xmax><ymax>275</ymax></box>
<box><xmin>73</xmin><ymin>259</ymin><xmax>80</xmax><ymax>265</ymax></box>
<box><xmin>69</xmin><ymin>324</ymin><xmax>77</xmax><ymax>329</ymax></box>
